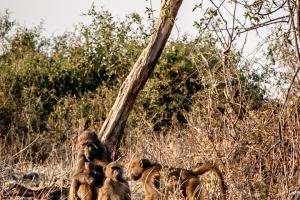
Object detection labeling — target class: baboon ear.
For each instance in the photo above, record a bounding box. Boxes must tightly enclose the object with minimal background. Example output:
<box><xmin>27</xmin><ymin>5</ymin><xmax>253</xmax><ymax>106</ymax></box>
<box><xmin>103</xmin><ymin>166</ymin><xmax>106</xmax><ymax>172</ymax></box>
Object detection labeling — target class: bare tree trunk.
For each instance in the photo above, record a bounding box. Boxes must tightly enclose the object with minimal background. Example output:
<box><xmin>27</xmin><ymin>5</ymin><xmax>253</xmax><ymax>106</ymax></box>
<box><xmin>99</xmin><ymin>0</ymin><xmax>183</xmax><ymax>156</ymax></box>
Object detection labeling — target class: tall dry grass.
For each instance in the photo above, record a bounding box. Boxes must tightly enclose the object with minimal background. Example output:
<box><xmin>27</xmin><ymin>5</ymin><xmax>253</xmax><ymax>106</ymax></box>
<box><xmin>1</xmin><ymin>92</ymin><xmax>300</xmax><ymax>200</ymax></box>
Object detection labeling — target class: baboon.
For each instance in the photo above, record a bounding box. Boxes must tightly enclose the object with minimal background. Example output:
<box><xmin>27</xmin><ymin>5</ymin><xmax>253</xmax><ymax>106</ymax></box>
<box><xmin>69</xmin><ymin>131</ymin><xmax>112</xmax><ymax>200</ymax></box>
<box><xmin>167</xmin><ymin>163</ymin><xmax>226</xmax><ymax>200</ymax></box>
<box><xmin>98</xmin><ymin>161</ymin><xmax>131</xmax><ymax>200</ymax></box>
<box><xmin>129</xmin><ymin>159</ymin><xmax>162</xmax><ymax>200</ymax></box>
<box><xmin>129</xmin><ymin>158</ymin><xmax>226</xmax><ymax>200</ymax></box>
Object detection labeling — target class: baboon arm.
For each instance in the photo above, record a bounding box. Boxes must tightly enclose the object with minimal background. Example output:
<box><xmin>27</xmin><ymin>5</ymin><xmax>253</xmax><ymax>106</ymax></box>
<box><xmin>146</xmin><ymin>186</ymin><xmax>161</xmax><ymax>200</ymax></box>
<box><xmin>69</xmin><ymin>154</ymin><xmax>87</xmax><ymax>200</ymax></box>
<box><xmin>69</xmin><ymin>179</ymin><xmax>80</xmax><ymax>200</ymax></box>
<box><xmin>124</xmin><ymin>191</ymin><xmax>131</xmax><ymax>200</ymax></box>
<box><xmin>144</xmin><ymin>175</ymin><xmax>161</xmax><ymax>199</ymax></box>
<box><xmin>74</xmin><ymin>153</ymin><xmax>86</xmax><ymax>174</ymax></box>
<box><xmin>153</xmin><ymin>174</ymin><xmax>160</xmax><ymax>189</ymax></box>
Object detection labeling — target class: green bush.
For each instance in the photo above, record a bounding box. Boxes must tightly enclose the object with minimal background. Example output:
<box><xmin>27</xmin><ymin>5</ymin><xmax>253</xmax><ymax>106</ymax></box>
<box><xmin>0</xmin><ymin>6</ymin><xmax>265</xmax><ymax>162</ymax></box>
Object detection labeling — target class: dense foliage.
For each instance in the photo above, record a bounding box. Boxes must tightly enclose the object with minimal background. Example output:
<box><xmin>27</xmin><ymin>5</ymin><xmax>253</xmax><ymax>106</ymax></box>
<box><xmin>0</xmin><ymin>6</ymin><xmax>264</xmax><ymax>141</ymax></box>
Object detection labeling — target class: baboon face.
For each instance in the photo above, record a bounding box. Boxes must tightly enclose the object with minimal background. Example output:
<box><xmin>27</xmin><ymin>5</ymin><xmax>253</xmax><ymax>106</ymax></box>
<box><xmin>83</xmin><ymin>143</ymin><xmax>96</xmax><ymax>162</ymax></box>
<box><xmin>112</xmin><ymin>166</ymin><xmax>123</xmax><ymax>181</ymax></box>
<box><xmin>129</xmin><ymin>159</ymin><xmax>150</xmax><ymax>180</ymax></box>
<box><xmin>105</xmin><ymin>162</ymin><xmax>123</xmax><ymax>181</ymax></box>
<box><xmin>78</xmin><ymin>131</ymin><xmax>99</xmax><ymax>162</ymax></box>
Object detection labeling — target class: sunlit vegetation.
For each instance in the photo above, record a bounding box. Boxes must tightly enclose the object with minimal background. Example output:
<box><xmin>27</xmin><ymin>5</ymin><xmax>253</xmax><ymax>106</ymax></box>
<box><xmin>1</xmin><ymin>4</ymin><xmax>299</xmax><ymax>199</ymax></box>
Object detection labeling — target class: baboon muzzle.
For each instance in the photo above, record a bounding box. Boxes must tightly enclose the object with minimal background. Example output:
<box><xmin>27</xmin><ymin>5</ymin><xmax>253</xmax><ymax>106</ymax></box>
<box><xmin>85</xmin><ymin>145</ymin><xmax>95</xmax><ymax>161</ymax></box>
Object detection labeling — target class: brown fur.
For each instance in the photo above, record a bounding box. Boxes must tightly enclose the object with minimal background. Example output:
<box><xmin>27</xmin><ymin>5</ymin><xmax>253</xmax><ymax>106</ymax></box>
<box><xmin>129</xmin><ymin>159</ymin><xmax>162</xmax><ymax>200</ymax></box>
<box><xmin>129</xmin><ymin>158</ymin><xmax>226</xmax><ymax>200</ymax></box>
<box><xmin>98</xmin><ymin>161</ymin><xmax>131</xmax><ymax>200</ymax></box>
<box><xmin>69</xmin><ymin>131</ymin><xmax>112</xmax><ymax>200</ymax></box>
<box><xmin>191</xmin><ymin>164</ymin><xmax>226</xmax><ymax>200</ymax></box>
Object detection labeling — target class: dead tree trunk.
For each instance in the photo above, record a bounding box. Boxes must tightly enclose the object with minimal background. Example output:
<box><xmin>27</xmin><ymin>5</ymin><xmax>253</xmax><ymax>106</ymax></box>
<box><xmin>99</xmin><ymin>0</ymin><xmax>183</xmax><ymax>156</ymax></box>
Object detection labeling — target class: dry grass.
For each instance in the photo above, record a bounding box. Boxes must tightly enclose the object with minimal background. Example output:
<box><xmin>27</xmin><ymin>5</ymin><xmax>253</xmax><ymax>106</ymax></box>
<box><xmin>1</xmin><ymin>91</ymin><xmax>300</xmax><ymax>200</ymax></box>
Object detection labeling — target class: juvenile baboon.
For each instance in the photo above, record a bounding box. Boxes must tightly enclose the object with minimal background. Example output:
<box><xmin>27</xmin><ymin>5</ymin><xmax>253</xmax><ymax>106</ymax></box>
<box><xmin>98</xmin><ymin>161</ymin><xmax>131</xmax><ymax>200</ymax></box>
<box><xmin>129</xmin><ymin>158</ymin><xmax>226</xmax><ymax>200</ymax></box>
<box><xmin>130</xmin><ymin>159</ymin><xmax>162</xmax><ymax>200</ymax></box>
<box><xmin>69</xmin><ymin>131</ymin><xmax>112</xmax><ymax>200</ymax></box>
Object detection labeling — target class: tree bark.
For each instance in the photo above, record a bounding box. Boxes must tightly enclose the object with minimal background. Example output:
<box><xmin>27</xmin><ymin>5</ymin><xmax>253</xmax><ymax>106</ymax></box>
<box><xmin>99</xmin><ymin>0</ymin><xmax>183</xmax><ymax>155</ymax></box>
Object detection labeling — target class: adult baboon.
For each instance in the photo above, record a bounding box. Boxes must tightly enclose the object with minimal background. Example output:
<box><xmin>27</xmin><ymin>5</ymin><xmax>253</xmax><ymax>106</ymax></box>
<box><xmin>98</xmin><ymin>161</ymin><xmax>131</xmax><ymax>200</ymax></box>
<box><xmin>129</xmin><ymin>158</ymin><xmax>226</xmax><ymax>200</ymax></box>
<box><xmin>167</xmin><ymin>163</ymin><xmax>226</xmax><ymax>200</ymax></box>
<box><xmin>69</xmin><ymin>131</ymin><xmax>111</xmax><ymax>200</ymax></box>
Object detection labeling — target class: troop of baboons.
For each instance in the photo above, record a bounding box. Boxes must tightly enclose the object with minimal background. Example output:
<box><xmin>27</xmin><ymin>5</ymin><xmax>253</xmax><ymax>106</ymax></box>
<box><xmin>70</xmin><ymin>131</ymin><xmax>227</xmax><ymax>200</ymax></box>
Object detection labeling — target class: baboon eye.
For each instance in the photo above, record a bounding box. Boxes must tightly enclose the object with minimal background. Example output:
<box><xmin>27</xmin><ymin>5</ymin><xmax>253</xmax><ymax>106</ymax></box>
<box><xmin>82</xmin><ymin>143</ymin><xmax>88</xmax><ymax>147</ymax></box>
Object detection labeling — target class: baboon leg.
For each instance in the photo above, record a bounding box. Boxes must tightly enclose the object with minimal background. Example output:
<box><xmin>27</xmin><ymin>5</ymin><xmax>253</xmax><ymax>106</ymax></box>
<box><xmin>78</xmin><ymin>183</ymin><xmax>93</xmax><ymax>200</ymax></box>
<box><xmin>186</xmin><ymin>178</ymin><xmax>205</xmax><ymax>200</ymax></box>
<box><xmin>69</xmin><ymin>179</ymin><xmax>80</xmax><ymax>200</ymax></box>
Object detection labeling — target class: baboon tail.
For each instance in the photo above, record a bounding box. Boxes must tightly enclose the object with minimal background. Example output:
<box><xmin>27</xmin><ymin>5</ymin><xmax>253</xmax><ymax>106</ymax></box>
<box><xmin>193</xmin><ymin>164</ymin><xmax>226</xmax><ymax>200</ymax></box>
